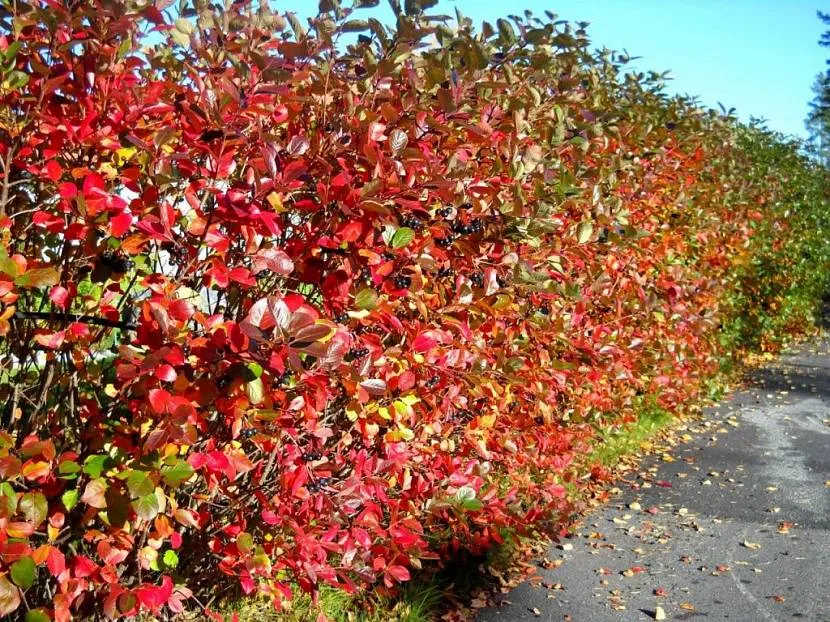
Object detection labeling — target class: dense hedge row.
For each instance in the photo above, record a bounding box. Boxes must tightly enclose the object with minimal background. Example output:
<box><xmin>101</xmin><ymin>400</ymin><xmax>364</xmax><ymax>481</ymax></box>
<box><xmin>0</xmin><ymin>1</ymin><xmax>827</xmax><ymax>619</ymax></box>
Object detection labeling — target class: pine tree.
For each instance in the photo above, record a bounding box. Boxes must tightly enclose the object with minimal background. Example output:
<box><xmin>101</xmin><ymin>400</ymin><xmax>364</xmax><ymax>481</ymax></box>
<box><xmin>805</xmin><ymin>11</ymin><xmax>830</xmax><ymax>165</ymax></box>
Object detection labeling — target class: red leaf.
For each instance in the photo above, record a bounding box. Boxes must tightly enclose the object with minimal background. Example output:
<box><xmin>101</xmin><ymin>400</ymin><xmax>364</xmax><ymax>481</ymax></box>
<box><xmin>34</xmin><ymin>330</ymin><xmax>65</xmax><ymax>349</ymax></box>
<box><xmin>135</xmin><ymin>576</ymin><xmax>173</xmax><ymax>612</ymax></box>
<box><xmin>386</xmin><ymin>565</ymin><xmax>410</xmax><ymax>583</ymax></box>
<box><xmin>411</xmin><ymin>333</ymin><xmax>437</xmax><ymax>353</ymax></box>
<box><xmin>368</xmin><ymin>122</ymin><xmax>387</xmax><ymax>142</ymax></box>
<box><xmin>252</xmin><ymin>248</ymin><xmax>294</xmax><ymax>276</ymax></box>
<box><xmin>46</xmin><ymin>546</ymin><xmax>66</xmax><ymax>577</ymax></box>
<box><xmin>156</xmin><ymin>364</ymin><xmax>177</xmax><ymax>383</ymax></box>
<box><xmin>49</xmin><ymin>286</ymin><xmax>69</xmax><ymax>309</ymax></box>
<box><xmin>44</xmin><ymin>160</ymin><xmax>63</xmax><ymax>182</ymax></box>
<box><xmin>168</xmin><ymin>299</ymin><xmax>195</xmax><ymax>322</ymax></box>
<box><xmin>148</xmin><ymin>388</ymin><xmax>171</xmax><ymax>415</ymax></box>
<box><xmin>58</xmin><ymin>182</ymin><xmax>77</xmax><ymax>199</ymax></box>
<box><xmin>110</xmin><ymin>211</ymin><xmax>133</xmax><ymax>237</ymax></box>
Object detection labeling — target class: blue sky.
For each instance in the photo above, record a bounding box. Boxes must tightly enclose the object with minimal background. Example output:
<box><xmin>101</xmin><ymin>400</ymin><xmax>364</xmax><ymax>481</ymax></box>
<box><xmin>286</xmin><ymin>0</ymin><xmax>826</xmax><ymax>139</ymax></box>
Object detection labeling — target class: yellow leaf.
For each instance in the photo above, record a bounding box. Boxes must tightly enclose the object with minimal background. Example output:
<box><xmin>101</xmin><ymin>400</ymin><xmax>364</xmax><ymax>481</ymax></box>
<box><xmin>266</xmin><ymin>192</ymin><xmax>285</xmax><ymax>212</ymax></box>
<box><xmin>397</xmin><ymin>424</ymin><xmax>414</xmax><ymax>441</ymax></box>
<box><xmin>400</xmin><ymin>394</ymin><xmax>420</xmax><ymax>406</ymax></box>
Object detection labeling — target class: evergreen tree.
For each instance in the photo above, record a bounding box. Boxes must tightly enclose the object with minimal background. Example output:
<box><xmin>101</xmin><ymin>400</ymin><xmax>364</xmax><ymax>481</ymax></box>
<box><xmin>805</xmin><ymin>11</ymin><xmax>830</xmax><ymax>165</ymax></box>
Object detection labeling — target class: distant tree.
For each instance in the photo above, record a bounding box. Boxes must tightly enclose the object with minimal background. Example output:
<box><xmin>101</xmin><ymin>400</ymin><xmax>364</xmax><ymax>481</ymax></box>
<box><xmin>805</xmin><ymin>11</ymin><xmax>830</xmax><ymax>165</ymax></box>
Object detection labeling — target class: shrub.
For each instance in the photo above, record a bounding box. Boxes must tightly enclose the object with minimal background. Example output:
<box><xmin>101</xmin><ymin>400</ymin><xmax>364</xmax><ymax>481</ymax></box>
<box><xmin>0</xmin><ymin>1</ymin><xmax>826</xmax><ymax>619</ymax></box>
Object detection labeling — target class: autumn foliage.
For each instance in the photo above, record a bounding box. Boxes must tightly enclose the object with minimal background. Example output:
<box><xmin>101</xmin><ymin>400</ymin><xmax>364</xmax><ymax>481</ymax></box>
<box><xmin>0</xmin><ymin>0</ymin><xmax>828</xmax><ymax>619</ymax></box>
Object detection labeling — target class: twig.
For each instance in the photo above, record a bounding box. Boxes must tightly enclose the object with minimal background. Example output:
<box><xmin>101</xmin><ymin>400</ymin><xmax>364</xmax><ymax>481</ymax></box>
<box><xmin>13</xmin><ymin>311</ymin><xmax>136</xmax><ymax>330</ymax></box>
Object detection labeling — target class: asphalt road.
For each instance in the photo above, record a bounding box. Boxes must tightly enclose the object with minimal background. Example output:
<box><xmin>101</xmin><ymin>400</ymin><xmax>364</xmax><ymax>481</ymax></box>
<box><xmin>477</xmin><ymin>340</ymin><xmax>830</xmax><ymax>622</ymax></box>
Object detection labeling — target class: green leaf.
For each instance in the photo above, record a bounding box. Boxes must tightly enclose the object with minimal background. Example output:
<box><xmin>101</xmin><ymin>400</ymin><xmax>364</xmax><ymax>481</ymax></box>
<box><xmin>10</xmin><ymin>557</ymin><xmax>35</xmax><ymax>589</ymax></box>
<box><xmin>126</xmin><ymin>471</ymin><xmax>154</xmax><ymax>499</ymax></box>
<box><xmin>161</xmin><ymin>459</ymin><xmax>194</xmax><ymax>488</ymax></box>
<box><xmin>576</xmin><ymin>221</ymin><xmax>594</xmax><ymax>244</ymax></box>
<box><xmin>497</xmin><ymin>18</ymin><xmax>516</xmax><ymax>44</ymax></box>
<box><xmin>0</xmin><ymin>246</ymin><xmax>18</xmax><ymax>278</ymax></box>
<box><xmin>2</xmin><ymin>41</ymin><xmax>21</xmax><ymax>63</ymax></box>
<box><xmin>341</xmin><ymin>19</ymin><xmax>370</xmax><ymax>32</ymax></box>
<box><xmin>237</xmin><ymin>532</ymin><xmax>254</xmax><ymax>553</ymax></box>
<box><xmin>58</xmin><ymin>460</ymin><xmax>81</xmax><ymax>477</ymax></box>
<box><xmin>25</xmin><ymin>609</ymin><xmax>51</xmax><ymax>622</ymax></box>
<box><xmin>132</xmin><ymin>492</ymin><xmax>160</xmax><ymax>521</ymax></box>
<box><xmin>61</xmin><ymin>489</ymin><xmax>78</xmax><ymax>511</ymax></box>
<box><xmin>0</xmin><ymin>483</ymin><xmax>16</xmax><ymax>516</ymax></box>
<box><xmin>162</xmin><ymin>549</ymin><xmax>179</xmax><ymax>568</ymax></box>
<box><xmin>246</xmin><ymin>362</ymin><xmax>263</xmax><ymax>379</ymax></box>
<box><xmin>4</xmin><ymin>70</ymin><xmax>28</xmax><ymax>91</ymax></box>
<box><xmin>174</xmin><ymin>18</ymin><xmax>194</xmax><ymax>34</ymax></box>
<box><xmin>390</xmin><ymin>227</ymin><xmax>415</xmax><ymax>249</ymax></box>
<box><xmin>355</xmin><ymin>288</ymin><xmax>378</xmax><ymax>310</ymax></box>
<box><xmin>287</xmin><ymin>13</ymin><xmax>306</xmax><ymax>38</ymax></box>
<box><xmin>18</xmin><ymin>492</ymin><xmax>47</xmax><ymax>527</ymax></box>
<box><xmin>82</xmin><ymin>455</ymin><xmax>111</xmax><ymax>478</ymax></box>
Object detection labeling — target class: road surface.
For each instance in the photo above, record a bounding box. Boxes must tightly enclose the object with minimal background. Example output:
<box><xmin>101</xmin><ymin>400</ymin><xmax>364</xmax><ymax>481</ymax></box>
<box><xmin>477</xmin><ymin>340</ymin><xmax>830</xmax><ymax>621</ymax></box>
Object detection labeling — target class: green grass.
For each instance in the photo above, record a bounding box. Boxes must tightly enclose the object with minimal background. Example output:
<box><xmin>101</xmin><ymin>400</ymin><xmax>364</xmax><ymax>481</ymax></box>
<box><xmin>588</xmin><ymin>405</ymin><xmax>675</xmax><ymax>468</ymax></box>
<box><xmin>219</xmin><ymin>580</ymin><xmax>444</xmax><ymax>622</ymax></box>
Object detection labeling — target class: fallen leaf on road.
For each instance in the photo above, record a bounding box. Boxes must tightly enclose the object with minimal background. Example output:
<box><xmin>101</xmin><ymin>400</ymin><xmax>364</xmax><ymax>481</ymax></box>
<box><xmin>654</xmin><ymin>606</ymin><xmax>667</xmax><ymax>621</ymax></box>
<box><xmin>742</xmin><ymin>540</ymin><xmax>762</xmax><ymax>550</ymax></box>
<box><xmin>654</xmin><ymin>587</ymin><xmax>668</xmax><ymax>597</ymax></box>
<box><xmin>530</xmin><ymin>607</ymin><xmax>541</xmax><ymax>616</ymax></box>
<box><xmin>540</xmin><ymin>558</ymin><xmax>564</xmax><ymax>569</ymax></box>
<box><xmin>777</xmin><ymin>521</ymin><xmax>794</xmax><ymax>534</ymax></box>
<box><xmin>679</xmin><ymin>602</ymin><xmax>696</xmax><ymax>611</ymax></box>
<box><xmin>621</xmin><ymin>566</ymin><xmax>646</xmax><ymax>577</ymax></box>
<box><xmin>768</xmin><ymin>595</ymin><xmax>786</xmax><ymax>603</ymax></box>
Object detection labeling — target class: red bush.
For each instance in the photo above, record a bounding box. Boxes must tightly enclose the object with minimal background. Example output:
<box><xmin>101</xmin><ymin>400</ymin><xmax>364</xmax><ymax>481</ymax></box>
<box><xmin>0</xmin><ymin>1</ymin><xmax>824</xmax><ymax>619</ymax></box>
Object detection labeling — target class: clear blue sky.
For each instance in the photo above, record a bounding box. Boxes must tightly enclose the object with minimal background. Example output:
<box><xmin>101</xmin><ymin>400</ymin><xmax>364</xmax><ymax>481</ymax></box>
<box><xmin>287</xmin><ymin>0</ymin><xmax>827</xmax><ymax>139</ymax></box>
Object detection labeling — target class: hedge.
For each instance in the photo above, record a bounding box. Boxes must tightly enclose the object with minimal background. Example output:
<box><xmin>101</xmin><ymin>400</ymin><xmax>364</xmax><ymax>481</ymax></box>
<box><xmin>0</xmin><ymin>1</ymin><xmax>827</xmax><ymax>620</ymax></box>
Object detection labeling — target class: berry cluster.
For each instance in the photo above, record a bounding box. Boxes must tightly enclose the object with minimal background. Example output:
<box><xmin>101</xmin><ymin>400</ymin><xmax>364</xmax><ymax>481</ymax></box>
<box><xmin>400</xmin><ymin>215</ymin><xmax>424</xmax><ymax>231</ymax></box>
<box><xmin>452</xmin><ymin>219</ymin><xmax>484</xmax><ymax>235</ymax></box>
<box><xmin>306</xmin><ymin>477</ymin><xmax>333</xmax><ymax>492</ymax></box>
<box><xmin>470</xmin><ymin>272</ymin><xmax>484</xmax><ymax>288</ymax></box>
<box><xmin>301</xmin><ymin>451</ymin><xmax>323</xmax><ymax>462</ymax></box>
<box><xmin>435</xmin><ymin>236</ymin><xmax>455</xmax><ymax>248</ymax></box>
<box><xmin>346</xmin><ymin>347</ymin><xmax>369</xmax><ymax>361</ymax></box>
<box><xmin>167</xmin><ymin>245</ymin><xmax>189</xmax><ymax>266</ymax></box>
<box><xmin>99</xmin><ymin>250</ymin><xmax>134</xmax><ymax>273</ymax></box>
<box><xmin>393</xmin><ymin>274</ymin><xmax>412</xmax><ymax>290</ymax></box>
<box><xmin>436</xmin><ymin>266</ymin><xmax>454</xmax><ymax>278</ymax></box>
